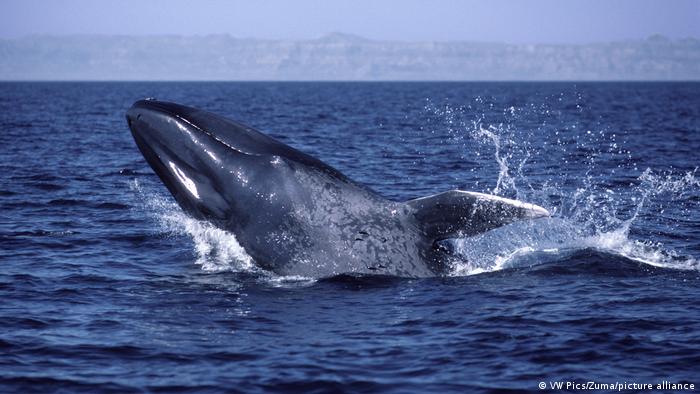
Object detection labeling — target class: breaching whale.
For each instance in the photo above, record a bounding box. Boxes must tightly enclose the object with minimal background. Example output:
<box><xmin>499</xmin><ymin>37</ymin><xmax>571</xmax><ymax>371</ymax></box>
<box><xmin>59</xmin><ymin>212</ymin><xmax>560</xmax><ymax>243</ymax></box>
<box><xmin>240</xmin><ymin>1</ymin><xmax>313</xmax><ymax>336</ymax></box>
<box><xmin>126</xmin><ymin>99</ymin><xmax>549</xmax><ymax>278</ymax></box>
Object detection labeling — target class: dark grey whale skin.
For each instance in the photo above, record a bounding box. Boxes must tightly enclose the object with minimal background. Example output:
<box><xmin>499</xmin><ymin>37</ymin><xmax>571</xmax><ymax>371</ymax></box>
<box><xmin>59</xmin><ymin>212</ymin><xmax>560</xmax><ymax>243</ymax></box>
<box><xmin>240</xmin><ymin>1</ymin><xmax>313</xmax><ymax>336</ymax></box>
<box><xmin>126</xmin><ymin>100</ymin><xmax>548</xmax><ymax>278</ymax></box>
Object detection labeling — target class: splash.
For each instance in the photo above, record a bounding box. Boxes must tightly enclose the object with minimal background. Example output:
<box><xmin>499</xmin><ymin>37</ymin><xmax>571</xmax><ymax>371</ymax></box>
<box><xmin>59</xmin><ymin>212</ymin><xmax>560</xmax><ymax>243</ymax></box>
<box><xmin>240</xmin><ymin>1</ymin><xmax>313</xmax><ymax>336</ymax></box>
<box><xmin>449</xmin><ymin>216</ymin><xmax>699</xmax><ymax>276</ymax></box>
<box><xmin>129</xmin><ymin>179</ymin><xmax>319</xmax><ymax>285</ymax></box>
<box><xmin>425</xmin><ymin>99</ymin><xmax>529</xmax><ymax>198</ymax></box>
<box><xmin>129</xmin><ymin>179</ymin><xmax>256</xmax><ymax>273</ymax></box>
<box><xmin>425</xmin><ymin>98</ymin><xmax>700</xmax><ymax>276</ymax></box>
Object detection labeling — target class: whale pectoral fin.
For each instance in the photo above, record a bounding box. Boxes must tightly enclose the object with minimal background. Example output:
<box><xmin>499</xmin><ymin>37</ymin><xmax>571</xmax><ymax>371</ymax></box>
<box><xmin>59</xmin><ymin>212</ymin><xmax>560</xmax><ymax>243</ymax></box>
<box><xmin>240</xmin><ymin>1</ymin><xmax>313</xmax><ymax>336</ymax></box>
<box><xmin>406</xmin><ymin>190</ymin><xmax>550</xmax><ymax>241</ymax></box>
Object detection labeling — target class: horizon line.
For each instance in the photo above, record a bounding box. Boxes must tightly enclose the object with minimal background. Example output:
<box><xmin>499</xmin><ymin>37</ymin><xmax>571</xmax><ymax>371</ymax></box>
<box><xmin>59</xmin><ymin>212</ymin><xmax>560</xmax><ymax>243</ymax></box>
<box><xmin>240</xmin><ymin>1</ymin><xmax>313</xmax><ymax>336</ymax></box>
<box><xmin>1</xmin><ymin>32</ymin><xmax>698</xmax><ymax>46</ymax></box>
<box><xmin>2</xmin><ymin>79</ymin><xmax>699</xmax><ymax>83</ymax></box>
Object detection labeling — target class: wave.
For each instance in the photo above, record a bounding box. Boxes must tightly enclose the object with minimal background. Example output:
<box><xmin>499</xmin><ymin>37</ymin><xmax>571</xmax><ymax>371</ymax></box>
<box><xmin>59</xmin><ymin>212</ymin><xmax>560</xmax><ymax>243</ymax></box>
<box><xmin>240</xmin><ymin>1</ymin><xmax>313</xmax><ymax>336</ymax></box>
<box><xmin>427</xmin><ymin>99</ymin><xmax>699</xmax><ymax>277</ymax></box>
<box><xmin>130</xmin><ymin>179</ymin><xmax>257</xmax><ymax>274</ymax></box>
<box><xmin>448</xmin><ymin>218</ymin><xmax>699</xmax><ymax>276</ymax></box>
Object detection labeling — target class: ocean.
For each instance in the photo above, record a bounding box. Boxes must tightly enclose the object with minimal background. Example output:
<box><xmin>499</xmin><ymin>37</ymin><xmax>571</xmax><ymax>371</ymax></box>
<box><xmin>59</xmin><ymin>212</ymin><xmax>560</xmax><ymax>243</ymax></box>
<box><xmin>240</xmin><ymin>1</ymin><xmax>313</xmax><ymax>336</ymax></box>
<box><xmin>1</xmin><ymin>82</ymin><xmax>699</xmax><ymax>393</ymax></box>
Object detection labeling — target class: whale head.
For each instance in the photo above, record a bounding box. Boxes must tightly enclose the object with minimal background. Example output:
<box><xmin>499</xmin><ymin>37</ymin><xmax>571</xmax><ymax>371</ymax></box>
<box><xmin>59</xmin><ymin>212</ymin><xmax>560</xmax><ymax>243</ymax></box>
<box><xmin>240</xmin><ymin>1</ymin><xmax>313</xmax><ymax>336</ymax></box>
<box><xmin>126</xmin><ymin>99</ymin><xmax>350</xmax><ymax>227</ymax></box>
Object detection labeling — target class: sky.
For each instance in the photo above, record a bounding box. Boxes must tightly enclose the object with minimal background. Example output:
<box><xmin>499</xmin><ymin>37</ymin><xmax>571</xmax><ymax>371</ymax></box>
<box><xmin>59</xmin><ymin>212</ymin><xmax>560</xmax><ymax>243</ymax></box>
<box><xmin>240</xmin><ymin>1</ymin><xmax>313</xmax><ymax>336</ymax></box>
<box><xmin>0</xmin><ymin>0</ymin><xmax>698</xmax><ymax>44</ymax></box>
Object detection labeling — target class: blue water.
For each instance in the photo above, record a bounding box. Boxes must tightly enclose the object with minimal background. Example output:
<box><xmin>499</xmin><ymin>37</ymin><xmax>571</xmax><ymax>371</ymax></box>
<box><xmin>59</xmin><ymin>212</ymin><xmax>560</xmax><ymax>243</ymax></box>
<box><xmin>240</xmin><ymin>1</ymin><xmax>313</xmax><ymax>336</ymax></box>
<box><xmin>1</xmin><ymin>82</ymin><xmax>699</xmax><ymax>393</ymax></box>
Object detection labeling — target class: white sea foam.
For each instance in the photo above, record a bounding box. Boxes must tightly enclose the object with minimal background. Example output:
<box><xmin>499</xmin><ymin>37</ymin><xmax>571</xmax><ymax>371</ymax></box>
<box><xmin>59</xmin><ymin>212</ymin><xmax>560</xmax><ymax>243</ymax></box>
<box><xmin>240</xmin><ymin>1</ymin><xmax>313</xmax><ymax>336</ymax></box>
<box><xmin>427</xmin><ymin>100</ymin><xmax>700</xmax><ymax>277</ymax></box>
<box><xmin>130</xmin><ymin>179</ymin><xmax>255</xmax><ymax>273</ymax></box>
<box><xmin>130</xmin><ymin>179</ymin><xmax>319</xmax><ymax>284</ymax></box>
<box><xmin>449</xmin><ymin>218</ymin><xmax>699</xmax><ymax>276</ymax></box>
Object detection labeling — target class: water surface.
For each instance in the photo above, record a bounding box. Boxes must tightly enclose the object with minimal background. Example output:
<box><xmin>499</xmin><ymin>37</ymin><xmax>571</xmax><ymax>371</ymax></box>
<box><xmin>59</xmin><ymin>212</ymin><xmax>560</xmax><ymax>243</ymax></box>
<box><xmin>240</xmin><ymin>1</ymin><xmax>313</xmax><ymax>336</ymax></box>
<box><xmin>1</xmin><ymin>82</ymin><xmax>699</xmax><ymax>393</ymax></box>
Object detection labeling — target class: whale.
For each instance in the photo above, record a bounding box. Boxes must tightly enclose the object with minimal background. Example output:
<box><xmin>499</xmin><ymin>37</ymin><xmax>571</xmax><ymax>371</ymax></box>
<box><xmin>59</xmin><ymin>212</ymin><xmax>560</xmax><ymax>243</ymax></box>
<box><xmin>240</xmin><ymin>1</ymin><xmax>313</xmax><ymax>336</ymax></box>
<box><xmin>126</xmin><ymin>99</ymin><xmax>549</xmax><ymax>278</ymax></box>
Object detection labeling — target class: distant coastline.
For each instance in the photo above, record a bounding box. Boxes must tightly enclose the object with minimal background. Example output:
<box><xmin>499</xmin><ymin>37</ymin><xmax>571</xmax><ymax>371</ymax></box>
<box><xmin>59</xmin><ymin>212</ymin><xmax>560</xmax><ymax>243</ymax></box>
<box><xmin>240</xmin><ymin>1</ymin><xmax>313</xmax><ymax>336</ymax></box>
<box><xmin>1</xmin><ymin>33</ymin><xmax>698</xmax><ymax>81</ymax></box>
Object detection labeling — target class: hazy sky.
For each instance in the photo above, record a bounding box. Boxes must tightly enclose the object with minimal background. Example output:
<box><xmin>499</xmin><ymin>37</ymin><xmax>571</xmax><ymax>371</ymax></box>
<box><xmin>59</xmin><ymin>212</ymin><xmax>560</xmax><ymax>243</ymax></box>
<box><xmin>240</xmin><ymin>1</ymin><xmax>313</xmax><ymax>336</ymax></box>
<box><xmin>1</xmin><ymin>0</ymin><xmax>698</xmax><ymax>43</ymax></box>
